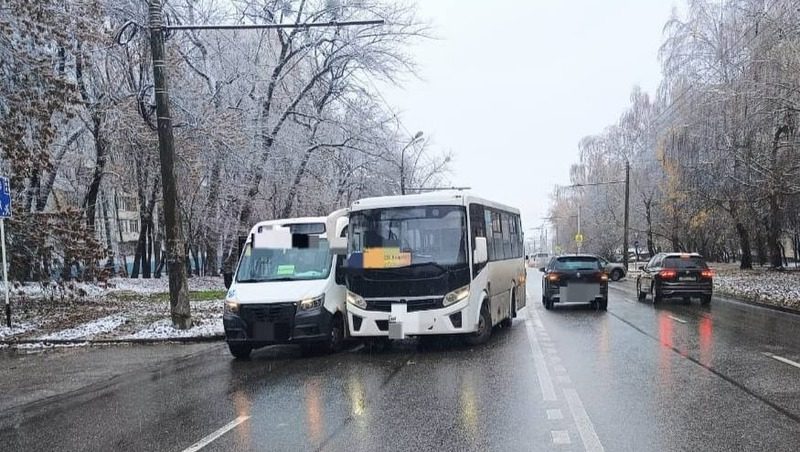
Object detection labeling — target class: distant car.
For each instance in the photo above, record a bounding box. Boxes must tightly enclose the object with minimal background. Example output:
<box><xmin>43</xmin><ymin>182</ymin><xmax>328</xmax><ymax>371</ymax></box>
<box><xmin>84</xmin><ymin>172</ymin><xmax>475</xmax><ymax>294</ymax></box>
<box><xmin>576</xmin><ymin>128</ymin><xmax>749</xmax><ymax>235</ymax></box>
<box><xmin>598</xmin><ymin>257</ymin><xmax>626</xmax><ymax>281</ymax></box>
<box><xmin>540</xmin><ymin>255</ymin><xmax>608</xmax><ymax>311</ymax></box>
<box><xmin>635</xmin><ymin>252</ymin><xmax>713</xmax><ymax>305</ymax></box>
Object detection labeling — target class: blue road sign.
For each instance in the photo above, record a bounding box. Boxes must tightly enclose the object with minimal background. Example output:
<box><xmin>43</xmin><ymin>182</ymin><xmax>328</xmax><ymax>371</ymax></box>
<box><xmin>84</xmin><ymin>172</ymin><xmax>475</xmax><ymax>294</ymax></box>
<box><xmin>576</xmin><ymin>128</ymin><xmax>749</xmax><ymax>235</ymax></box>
<box><xmin>0</xmin><ymin>176</ymin><xmax>11</xmax><ymax>219</ymax></box>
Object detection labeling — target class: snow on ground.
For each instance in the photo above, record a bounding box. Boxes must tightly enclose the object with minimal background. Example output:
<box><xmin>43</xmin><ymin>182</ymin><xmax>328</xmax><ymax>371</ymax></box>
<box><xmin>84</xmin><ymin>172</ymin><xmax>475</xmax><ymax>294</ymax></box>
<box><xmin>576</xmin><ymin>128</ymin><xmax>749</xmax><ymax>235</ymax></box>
<box><xmin>126</xmin><ymin>318</ymin><xmax>223</xmax><ymax>340</ymax></box>
<box><xmin>39</xmin><ymin>314</ymin><xmax>128</xmax><ymax>341</ymax></box>
<box><xmin>0</xmin><ymin>322</ymin><xmax>37</xmax><ymax>339</ymax></box>
<box><xmin>107</xmin><ymin>276</ymin><xmax>224</xmax><ymax>294</ymax></box>
<box><xmin>714</xmin><ymin>267</ymin><xmax>800</xmax><ymax>310</ymax></box>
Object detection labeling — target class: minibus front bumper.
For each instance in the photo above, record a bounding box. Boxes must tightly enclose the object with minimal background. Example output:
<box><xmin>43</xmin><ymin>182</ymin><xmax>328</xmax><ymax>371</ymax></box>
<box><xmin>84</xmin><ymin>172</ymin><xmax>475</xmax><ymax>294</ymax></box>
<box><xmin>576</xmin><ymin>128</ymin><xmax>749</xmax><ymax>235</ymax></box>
<box><xmin>224</xmin><ymin>303</ymin><xmax>333</xmax><ymax>346</ymax></box>
<box><xmin>346</xmin><ymin>298</ymin><xmax>472</xmax><ymax>337</ymax></box>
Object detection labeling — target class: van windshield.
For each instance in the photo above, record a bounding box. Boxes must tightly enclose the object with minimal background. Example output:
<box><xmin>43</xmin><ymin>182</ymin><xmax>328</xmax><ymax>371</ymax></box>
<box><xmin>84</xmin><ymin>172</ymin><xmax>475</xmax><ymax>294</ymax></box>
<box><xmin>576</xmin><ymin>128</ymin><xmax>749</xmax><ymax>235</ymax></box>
<box><xmin>235</xmin><ymin>238</ymin><xmax>332</xmax><ymax>283</ymax></box>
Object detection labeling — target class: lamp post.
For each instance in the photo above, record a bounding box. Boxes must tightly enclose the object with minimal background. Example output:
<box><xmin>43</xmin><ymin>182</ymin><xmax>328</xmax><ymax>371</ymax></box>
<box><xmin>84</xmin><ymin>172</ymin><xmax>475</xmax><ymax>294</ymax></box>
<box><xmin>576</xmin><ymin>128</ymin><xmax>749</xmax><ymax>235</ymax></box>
<box><xmin>399</xmin><ymin>131</ymin><xmax>424</xmax><ymax>195</ymax></box>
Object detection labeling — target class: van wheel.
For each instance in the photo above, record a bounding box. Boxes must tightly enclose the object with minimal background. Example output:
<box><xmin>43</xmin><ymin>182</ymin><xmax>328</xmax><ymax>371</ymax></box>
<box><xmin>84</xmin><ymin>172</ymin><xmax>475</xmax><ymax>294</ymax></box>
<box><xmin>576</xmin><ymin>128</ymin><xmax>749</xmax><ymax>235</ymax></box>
<box><xmin>228</xmin><ymin>343</ymin><xmax>252</xmax><ymax>360</ymax></box>
<box><xmin>611</xmin><ymin>269</ymin><xmax>623</xmax><ymax>281</ymax></box>
<box><xmin>464</xmin><ymin>302</ymin><xmax>492</xmax><ymax>346</ymax></box>
<box><xmin>322</xmin><ymin>314</ymin><xmax>345</xmax><ymax>354</ymax></box>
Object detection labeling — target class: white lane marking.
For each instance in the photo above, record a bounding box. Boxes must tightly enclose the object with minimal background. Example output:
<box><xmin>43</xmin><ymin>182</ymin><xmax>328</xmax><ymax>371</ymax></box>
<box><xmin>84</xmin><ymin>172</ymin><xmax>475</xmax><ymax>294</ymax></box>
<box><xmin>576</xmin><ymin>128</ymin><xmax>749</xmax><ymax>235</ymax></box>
<box><xmin>763</xmin><ymin>352</ymin><xmax>800</xmax><ymax>370</ymax></box>
<box><xmin>182</xmin><ymin>416</ymin><xmax>250</xmax><ymax>452</ymax></box>
<box><xmin>668</xmin><ymin>315</ymin><xmax>687</xmax><ymax>324</ymax></box>
<box><xmin>553</xmin><ymin>364</ymin><xmax>567</xmax><ymax>374</ymax></box>
<box><xmin>551</xmin><ymin>430</ymin><xmax>571</xmax><ymax>445</ymax></box>
<box><xmin>557</xmin><ymin>375</ymin><xmax>572</xmax><ymax>384</ymax></box>
<box><xmin>547</xmin><ymin>409</ymin><xmax>564</xmax><ymax>420</ymax></box>
<box><xmin>524</xmin><ymin>310</ymin><xmax>557</xmax><ymax>401</ymax></box>
<box><xmin>564</xmin><ymin>388</ymin><xmax>604</xmax><ymax>452</ymax></box>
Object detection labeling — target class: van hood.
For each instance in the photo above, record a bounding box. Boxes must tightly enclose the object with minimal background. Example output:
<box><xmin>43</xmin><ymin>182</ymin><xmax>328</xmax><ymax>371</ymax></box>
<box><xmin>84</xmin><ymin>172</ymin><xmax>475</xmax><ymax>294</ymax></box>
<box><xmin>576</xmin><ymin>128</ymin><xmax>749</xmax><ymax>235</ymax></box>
<box><xmin>228</xmin><ymin>279</ymin><xmax>328</xmax><ymax>304</ymax></box>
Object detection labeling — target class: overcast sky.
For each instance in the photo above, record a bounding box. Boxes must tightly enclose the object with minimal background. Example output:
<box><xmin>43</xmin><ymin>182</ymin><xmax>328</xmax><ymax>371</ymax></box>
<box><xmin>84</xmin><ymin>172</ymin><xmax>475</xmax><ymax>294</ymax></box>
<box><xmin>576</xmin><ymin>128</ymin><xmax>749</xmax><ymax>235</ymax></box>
<box><xmin>380</xmin><ymin>0</ymin><xmax>678</xmax><ymax>230</ymax></box>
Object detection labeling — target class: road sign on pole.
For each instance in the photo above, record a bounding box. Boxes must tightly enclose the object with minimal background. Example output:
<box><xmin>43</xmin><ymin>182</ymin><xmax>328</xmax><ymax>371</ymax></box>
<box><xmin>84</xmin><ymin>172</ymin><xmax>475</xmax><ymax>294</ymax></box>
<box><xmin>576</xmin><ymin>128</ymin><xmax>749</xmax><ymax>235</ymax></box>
<box><xmin>575</xmin><ymin>233</ymin><xmax>584</xmax><ymax>244</ymax></box>
<box><xmin>0</xmin><ymin>176</ymin><xmax>11</xmax><ymax>327</ymax></box>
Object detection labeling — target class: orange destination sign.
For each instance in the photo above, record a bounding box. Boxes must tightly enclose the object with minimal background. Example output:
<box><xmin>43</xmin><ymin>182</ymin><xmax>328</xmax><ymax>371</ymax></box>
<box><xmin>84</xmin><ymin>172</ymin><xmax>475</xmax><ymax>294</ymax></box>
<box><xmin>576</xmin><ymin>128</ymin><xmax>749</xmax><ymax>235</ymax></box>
<box><xmin>363</xmin><ymin>247</ymin><xmax>412</xmax><ymax>269</ymax></box>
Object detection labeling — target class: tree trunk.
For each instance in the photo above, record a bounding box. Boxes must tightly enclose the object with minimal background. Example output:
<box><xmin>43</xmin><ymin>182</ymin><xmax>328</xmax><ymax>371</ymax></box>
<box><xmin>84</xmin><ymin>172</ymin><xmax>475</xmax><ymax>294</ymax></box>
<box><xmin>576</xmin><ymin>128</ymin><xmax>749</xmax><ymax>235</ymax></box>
<box><xmin>755</xmin><ymin>226</ymin><xmax>767</xmax><ymax>267</ymax></box>
<box><xmin>281</xmin><ymin>145</ymin><xmax>317</xmax><ymax>218</ymax></box>
<box><xmin>142</xmin><ymin>220</ymin><xmax>152</xmax><ymax>278</ymax></box>
<box><xmin>82</xmin><ymin>116</ymin><xmax>108</xmax><ymax>230</ymax></box>
<box><xmin>735</xmin><ymin>222</ymin><xmax>752</xmax><ymax>270</ymax></box>
<box><xmin>729</xmin><ymin>201</ymin><xmax>752</xmax><ymax>269</ymax></box>
<box><xmin>767</xmin><ymin>192</ymin><xmax>783</xmax><ymax>268</ymax></box>
<box><xmin>131</xmin><ymin>221</ymin><xmax>146</xmax><ymax>278</ymax></box>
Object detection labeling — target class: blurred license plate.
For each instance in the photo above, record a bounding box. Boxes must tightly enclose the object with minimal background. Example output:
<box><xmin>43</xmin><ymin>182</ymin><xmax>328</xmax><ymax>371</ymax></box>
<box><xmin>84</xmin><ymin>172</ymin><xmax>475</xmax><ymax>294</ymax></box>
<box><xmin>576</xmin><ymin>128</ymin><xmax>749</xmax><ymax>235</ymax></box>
<box><xmin>678</xmin><ymin>276</ymin><xmax>695</xmax><ymax>281</ymax></box>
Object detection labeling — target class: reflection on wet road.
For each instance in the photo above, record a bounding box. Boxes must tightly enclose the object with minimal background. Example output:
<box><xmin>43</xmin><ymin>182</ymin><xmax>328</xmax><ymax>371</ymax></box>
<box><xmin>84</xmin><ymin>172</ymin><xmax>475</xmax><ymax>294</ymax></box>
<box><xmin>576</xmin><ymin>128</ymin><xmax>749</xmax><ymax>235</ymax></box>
<box><xmin>2</xmin><ymin>269</ymin><xmax>800</xmax><ymax>451</ymax></box>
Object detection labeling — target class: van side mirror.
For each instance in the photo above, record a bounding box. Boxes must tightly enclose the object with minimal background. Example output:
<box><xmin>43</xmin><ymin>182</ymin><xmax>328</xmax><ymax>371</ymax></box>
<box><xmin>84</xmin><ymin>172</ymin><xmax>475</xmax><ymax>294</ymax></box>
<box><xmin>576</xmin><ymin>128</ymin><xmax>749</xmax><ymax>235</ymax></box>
<box><xmin>327</xmin><ymin>208</ymin><xmax>349</xmax><ymax>255</ymax></box>
<box><xmin>525</xmin><ymin>255</ymin><xmax>529</xmax><ymax>261</ymax></box>
<box><xmin>638</xmin><ymin>265</ymin><xmax>645</xmax><ymax>271</ymax></box>
<box><xmin>474</xmin><ymin>237</ymin><xmax>488</xmax><ymax>265</ymax></box>
<box><xmin>335</xmin><ymin>257</ymin><xmax>346</xmax><ymax>285</ymax></box>
<box><xmin>223</xmin><ymin>272</ymin><xmax>233</xmax><ymax>289</ymax></box>
<box><xmin>538</xmin><ymin>267</ymin><xmax>545</xmax><ymax>273</ymax></box>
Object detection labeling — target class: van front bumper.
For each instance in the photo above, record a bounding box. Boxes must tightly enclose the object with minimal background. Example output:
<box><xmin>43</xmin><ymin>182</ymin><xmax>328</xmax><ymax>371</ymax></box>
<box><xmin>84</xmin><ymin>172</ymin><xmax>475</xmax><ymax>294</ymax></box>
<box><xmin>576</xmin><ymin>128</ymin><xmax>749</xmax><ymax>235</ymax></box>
<box><xmin>224</xmin><ymin>303</ymin><xmax>333</xmax><ymax>346</ymax></box>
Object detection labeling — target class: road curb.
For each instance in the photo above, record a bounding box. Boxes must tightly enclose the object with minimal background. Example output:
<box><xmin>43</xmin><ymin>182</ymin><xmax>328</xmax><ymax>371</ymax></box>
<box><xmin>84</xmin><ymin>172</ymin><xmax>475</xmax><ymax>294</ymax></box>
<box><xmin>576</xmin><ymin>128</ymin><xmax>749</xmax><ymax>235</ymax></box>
<box><xmin>0</xmin><ymin>335</ymin><xmax>225</xmax><ymax>346</ymax></box>
<box><xmin>609</xmin><ymin>280</ymin><xmax>800</xmax><ymax>317</ymax></box>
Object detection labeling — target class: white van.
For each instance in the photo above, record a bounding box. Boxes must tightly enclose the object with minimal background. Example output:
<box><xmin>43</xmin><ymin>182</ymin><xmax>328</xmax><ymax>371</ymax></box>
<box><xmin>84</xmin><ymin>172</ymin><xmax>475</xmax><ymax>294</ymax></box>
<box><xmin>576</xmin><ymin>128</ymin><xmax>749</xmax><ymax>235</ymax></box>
<box><xmin>223</xmin><ymin>216</ymin><xmax>348</xmax><ymax>359</ymax></box>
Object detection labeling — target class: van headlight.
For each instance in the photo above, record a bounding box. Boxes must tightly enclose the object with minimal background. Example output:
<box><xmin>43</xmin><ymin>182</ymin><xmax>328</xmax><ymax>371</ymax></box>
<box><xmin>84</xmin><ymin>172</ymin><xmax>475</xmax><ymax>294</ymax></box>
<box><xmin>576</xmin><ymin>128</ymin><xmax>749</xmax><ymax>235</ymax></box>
<box><xmin>224</xmin><ymin>299</ymin><xmax>239</xmax><ymax>314</ymax></box>
<box><xmin>299</xmin><ymin>294</ymin><xmax>325</xmax><ymax>311</ymax></box>
<box><xmin>443</xmin><ymin>285</ymin><xmax>470</xmax><ymax>307</ymax></box>
<box><xmin>346</xmin><ymin>290</ymin><xmax>367</xmax><ymax>309</ymax></box>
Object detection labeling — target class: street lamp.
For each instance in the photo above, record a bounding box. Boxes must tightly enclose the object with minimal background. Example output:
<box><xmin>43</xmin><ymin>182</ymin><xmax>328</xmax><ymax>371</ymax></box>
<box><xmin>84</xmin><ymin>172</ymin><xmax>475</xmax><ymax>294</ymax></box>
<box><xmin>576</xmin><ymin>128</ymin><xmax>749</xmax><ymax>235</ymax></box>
<box><xmin>400</xmin><ymin>131</ymin><xmax>424</xmax><ymax>195</ymax></box>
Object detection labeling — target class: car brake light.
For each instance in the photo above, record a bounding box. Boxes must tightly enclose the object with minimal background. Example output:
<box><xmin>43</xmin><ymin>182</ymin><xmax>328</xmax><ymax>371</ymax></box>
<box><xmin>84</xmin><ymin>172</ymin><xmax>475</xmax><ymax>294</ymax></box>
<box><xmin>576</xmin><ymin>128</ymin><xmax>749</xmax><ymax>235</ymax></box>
<box><xmin>547</xmin><ymin>273</ymin><xmax>560</xmax><ymax>282</ymax></box>
<box><xmin>659</xmin><ymin>269</ymin><xmax>677</xmax><ymax>279</ymax></box>
<box><xmin>701</xmin><ymin>269</ymin><xmax>714</xmax><ymax>279</ymax></box>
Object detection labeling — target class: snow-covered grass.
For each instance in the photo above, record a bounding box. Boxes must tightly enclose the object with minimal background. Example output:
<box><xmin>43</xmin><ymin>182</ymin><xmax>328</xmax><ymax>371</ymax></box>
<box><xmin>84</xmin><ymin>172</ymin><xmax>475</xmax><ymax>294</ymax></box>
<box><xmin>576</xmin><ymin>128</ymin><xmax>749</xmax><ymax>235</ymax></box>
<box><xmin>712</xmin><ymin>265</ymin><xmax>800</xmax><ymax>310</ymax></box>
<box><xmin>38</xmin><ymin>314</ymin><xmax>128</xmax><ymax>341</ymax></box>
<box><xmin>1</xmin><ymin>276</ymin><xmax>226</xmax><ymax>345</ymax></box>
<box><xmin>0</xmin><ymin>321</ymin><xmax>37</xmax><ymax>339</ymax></box>
<box><xmin>126</xmin><ymin>318</ymin><xmax>223</xmax><ymax>340</ymax></box>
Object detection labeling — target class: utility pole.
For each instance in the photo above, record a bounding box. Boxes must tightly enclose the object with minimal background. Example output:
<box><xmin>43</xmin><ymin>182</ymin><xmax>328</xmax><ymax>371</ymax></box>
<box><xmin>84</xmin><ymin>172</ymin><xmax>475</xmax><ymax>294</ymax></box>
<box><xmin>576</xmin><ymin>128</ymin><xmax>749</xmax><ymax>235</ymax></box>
<box><xmin>623</xmin><ymin>160</ymin><xmax>630</xmax><ymax>271</ymax></box>
<box><xmin>148</xmin><ymin>0</ymin><xmax>190</xmax><ymax>328</ymax></box>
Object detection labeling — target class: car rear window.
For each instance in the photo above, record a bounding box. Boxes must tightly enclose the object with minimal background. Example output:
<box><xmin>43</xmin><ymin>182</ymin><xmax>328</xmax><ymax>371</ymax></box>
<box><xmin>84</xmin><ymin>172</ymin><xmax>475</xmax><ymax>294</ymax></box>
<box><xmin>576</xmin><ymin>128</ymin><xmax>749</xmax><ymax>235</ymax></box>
<box><xmin>663</xmin><ymin>257</ymin><xmax>707</xmax><ymax>269</ymax></box>
<box><xmin>555</xmin><ymin>257</ymin><xmax>601</xmax><ymax>270</ymax></box>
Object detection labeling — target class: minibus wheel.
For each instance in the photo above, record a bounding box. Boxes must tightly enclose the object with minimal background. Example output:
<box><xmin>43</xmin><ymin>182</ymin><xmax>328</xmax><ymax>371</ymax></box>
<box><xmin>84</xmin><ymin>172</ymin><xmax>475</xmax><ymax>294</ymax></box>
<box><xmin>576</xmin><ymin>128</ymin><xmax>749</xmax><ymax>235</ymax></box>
<box><xmin>464</xmin><ymin>301</ymin><xmax>491</xmax><ymax>346</ymax></box>
<box><xmin>228</xmin><ymin>343</ymin><xmax>252</xmax><ymax>360</ymax></box>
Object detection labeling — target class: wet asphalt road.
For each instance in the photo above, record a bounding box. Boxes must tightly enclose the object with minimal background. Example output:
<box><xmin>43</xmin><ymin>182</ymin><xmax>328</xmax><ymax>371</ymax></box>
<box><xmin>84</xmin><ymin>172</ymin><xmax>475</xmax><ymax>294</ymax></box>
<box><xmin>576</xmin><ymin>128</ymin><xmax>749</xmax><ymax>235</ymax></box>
<box><xmin>2</xmin><ymin>270</ymin><xmax>800</xmax><ymax>451</ymax></box>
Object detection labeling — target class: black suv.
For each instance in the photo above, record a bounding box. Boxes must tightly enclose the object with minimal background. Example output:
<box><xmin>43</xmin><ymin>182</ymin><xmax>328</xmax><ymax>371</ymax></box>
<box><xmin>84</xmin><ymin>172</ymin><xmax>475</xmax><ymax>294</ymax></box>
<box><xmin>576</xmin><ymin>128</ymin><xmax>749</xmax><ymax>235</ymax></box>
<box><xmin>541</xmin><ymin>255</ymin><xmax>609</xmax><ymax>311</ymax></box>
<box><xmin>636</xmin><ymin>253</ymin><xmax>713</xmax><ymax>305</ymax></box>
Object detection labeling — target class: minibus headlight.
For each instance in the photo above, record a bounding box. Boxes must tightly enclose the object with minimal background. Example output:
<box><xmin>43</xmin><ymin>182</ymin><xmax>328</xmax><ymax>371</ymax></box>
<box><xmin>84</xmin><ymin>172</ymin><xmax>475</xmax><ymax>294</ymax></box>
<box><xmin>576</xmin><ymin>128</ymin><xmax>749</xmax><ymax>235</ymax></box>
<box><xmin>224</xmin><ymin>299</ymin><xmax>239</xmax><ymax>314</ymax></box>
<box><xmin>443</xmin><ymin>285</ymin><xmax>470</xmax><ymax>307</ymax></box>
<box><xmin>299</xmin><ymin>294</ymin><xmax>325</xmax><ymax>311</ymax></box>
<box><xmin>346</xmin><ymin>290</ymin><xmax>367</xmax><ymax>309</ymax></box>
